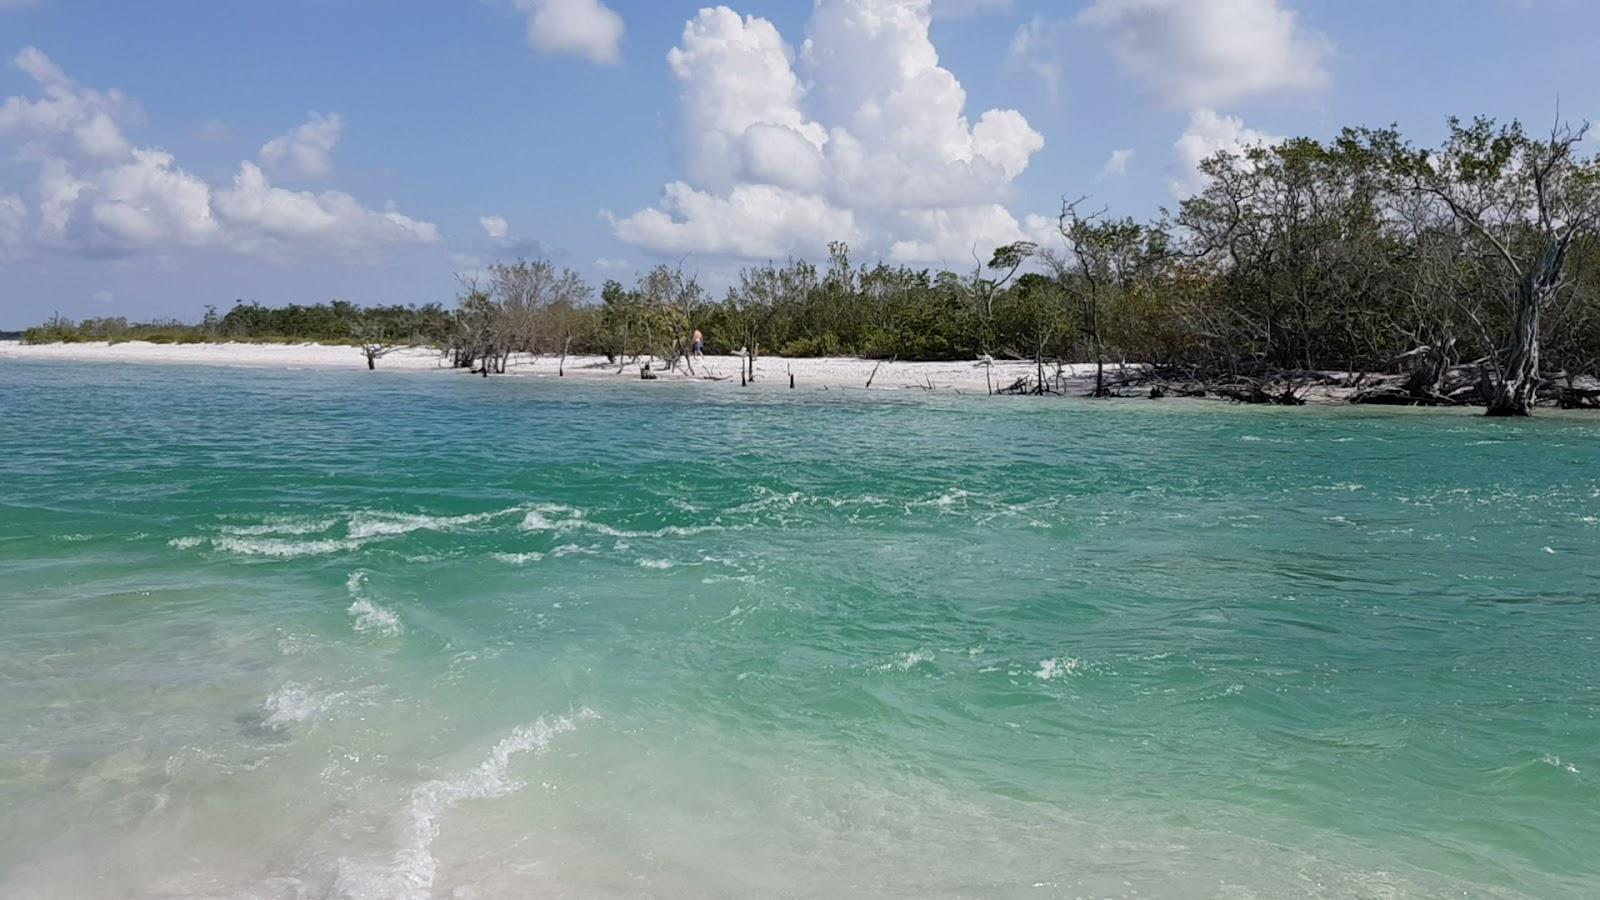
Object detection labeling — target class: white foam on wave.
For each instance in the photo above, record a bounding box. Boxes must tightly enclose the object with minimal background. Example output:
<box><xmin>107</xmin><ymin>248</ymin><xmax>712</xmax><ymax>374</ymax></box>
<box><xmin>1542</xmin><ymin>754</ymin><xmax>1581</xmax><ymax>774</ymax></box>
<box><xmin>218</xmin><ymin>517</ymin><xmax>337</xmax><ymax>536</ymax></box>
<box><xmin>346</xmin><ymin>572</ymin><xmax>403</xmax><ymax>636</ymax></box>
<box><xmin>877</xmin><ymin>650</ymin><xmax>934</xmax><ymax>672</ymax></box>
<box><xmin>491</xmin><ymin>551</ymin><xmax>546</xmax><ymax>566</ymax></box>
<box><xmin>171</xmin><ymin>505</ymin><xmax>529</xmax><ymax>559</ymax></box>
<box><xmin>519</xmin><ymin>503</ymin><xmax>731</xmax><ymax>540</ymax></box>
<box><xmin>1034</xmin><ymin>657</ymin><xmax>1083</xmax><ymax>681</ymax></box>
<box><xmin>213</xmin><ymin>535</ymin><xmax>366</xmax><ymax>558</ymax></box>
<box><xmin>740</xmin><ymin>487</ymin><xmax>895</xmax><ymax>512</ymax></box>
<box><xmin>263</xmin><ymin>682</ymin><xmax>349</xmax><ymax>727</ymax></box>
<box><xmin>637</xmin><ymin>558</ymin><xmax>677</xmax><ymax>570</ymax></box>
<box><xmin>519</xmin><ymin>504</ymin><xmax>580</xmax><ymax>532</ymax></box>
<box><xmin>332</xmin><ymin>709</ymin><xmax>597</xmax><ymax>900</ymax></box>
<box><xmin>907</xmin><ymin>488</ymin><xmax>975</xmax><ymax>512</ymax></box>
<box><xmin>346</xmin><ymin>509</ymin><xmax>511</xmax><ymax>541</ymax></box>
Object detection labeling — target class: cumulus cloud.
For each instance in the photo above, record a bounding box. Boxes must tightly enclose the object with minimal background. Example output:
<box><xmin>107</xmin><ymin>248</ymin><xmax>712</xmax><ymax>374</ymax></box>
<box><xmin>0</xmin><ymin>46</ymin><xmax>134</xmax><ymax>160</ymax></box>
<box><xmin>480</xmin><ymin>215</ymin><xmax>510</xmax><ymax>239</ymax></box>
<box><xmin>514</xmin><ymin>0</ymin><xmax>625</xmax><ymax>65</ymax></box>
<box><xmin>1171</xmin><ymin>108</ymin><xmax>1280</xmax><ymax>198</ymax></box>
<box><xmin>260</xmin><ymin>112</ymin><xmax>343</xmax><ymax>179</ymax></box>
<box><xmin>0</xmin><ymin>48</ymin><xmax>437</xmax><ymax>261</ymax></box>
<box><xmin>616</xmin><ymin>0</ymin><xmax>1046</xmax><ymax>266</ymax></box>
<box><xmin>1080</xmin><ymin>0</ymin><xmax>1329</xmax><ymax>107</ymax></box>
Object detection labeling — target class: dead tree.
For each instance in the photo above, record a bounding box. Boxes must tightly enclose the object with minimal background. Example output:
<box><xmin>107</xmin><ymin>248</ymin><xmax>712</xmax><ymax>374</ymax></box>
<box><xmin>1391</xmin><ymin>117</ymin><xmax>1600</xmax><ymax>416</ymax></box>
<box><xmin>350</xmin><ymin>318</ymin><xmax>403</xmax><ymax>370</ymax></box>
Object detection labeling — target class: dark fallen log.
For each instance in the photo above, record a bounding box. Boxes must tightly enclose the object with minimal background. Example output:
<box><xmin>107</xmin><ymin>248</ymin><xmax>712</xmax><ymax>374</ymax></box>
<box><xmin>996</xmin><ymin>376</ymin><xmax>1058</xmax><ymax>396</ymax></box>
<box><xmin>1351</xmin><ymin>388</ymin><xmax>1462</xmax><ymax>407</ymax></box>
<box><xmin>1215</xmin><ymin>379</ymin><xmax>1306</xmax><ymax>405</ymax></box>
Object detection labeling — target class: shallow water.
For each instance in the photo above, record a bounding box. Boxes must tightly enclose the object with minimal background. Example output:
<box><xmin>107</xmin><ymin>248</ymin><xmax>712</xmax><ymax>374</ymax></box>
<box><xmin>2</xmin><ymin>361</ymin><xmax>1598</xmax><ymax>899</ymax></box>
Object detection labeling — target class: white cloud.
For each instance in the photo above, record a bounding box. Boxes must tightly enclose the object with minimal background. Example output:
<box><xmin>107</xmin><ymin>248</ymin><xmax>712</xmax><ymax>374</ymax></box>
<box><xmin>614</xmin><ymin>181</ymin><xmax>860</xmax><ymax>259</ymax></box>
<box><xmin>0</xmin><ymin>48</ymin><xmax>437</xmax><ymax>261</ymax></box>
<box><xmin>1102</xmin><ymin>147</ymin><xmax>1134</xmax><ymax>178</ymax></box>
<box><xmin>1171</xmin><ymin>108</ymin><xmax>1280</xmax><ymax>198</ymax></box>
<box><xmin>0</xmin><ymin>46</ymin><xmax>134</xmax><ymax>160</ymax></box>
<box><xmin>1080</xmin><ymin>0</ymin><xmax>1329</xmax><ymax>107</ymax></box>
<box><xmin>259</xmin><ymin>112</ymin><xmax>343</xmax><ymax>179</ymax></box>
<box><xmin>480</xmin><ymin>215</ymin><xmax>510</xmax><ymax>239</ymax></box>
<box><xmin>932</xmin><ymin>0</ymin><xmax>1012</xmax><ymax>18</ymax></box>
<box><xmin>1007</xmin><ymin>16</ymin><xmax>1069</xmax><ymax>99</ymax></box>
<box><xmin>514</xmin><ymin>0</ymin><xmax>625</xmax><ymax>65</ymax></box>
<box><xmin>0</xmin><ymin>193</ymin><xmax>25</xmax><ymax>258</ymax></box>
<box><xmin>616</xmin><ymin>0</ymin><xmax>1046</xmax><ymax>266</ymax></box>
<box><xmin>212</xmin><ymin>162</ymin><xmax>438</xmax><ymax>259</ymax></box>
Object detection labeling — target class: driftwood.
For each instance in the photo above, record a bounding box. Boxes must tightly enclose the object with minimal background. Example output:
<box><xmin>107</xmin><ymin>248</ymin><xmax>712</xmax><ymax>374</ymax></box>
<box><xmin>996</xmin><ymin>375</ymin><xmax>1059</xmax><ymax>396</ymax></box>
<box><xmin>1214</xmin><ymin>379</ymin><xmax>1308</xmax><ymax>406</ymax></box>
<box><xmin>1351</xmin><ymin>361</ymin><xmax>1489</xmax><ymax>407</ymax></box>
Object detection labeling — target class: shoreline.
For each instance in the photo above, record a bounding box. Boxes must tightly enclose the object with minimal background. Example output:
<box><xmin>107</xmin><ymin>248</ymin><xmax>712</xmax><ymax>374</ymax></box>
<box><xmin>0</xmin><ymin>339</ymin><xmax>1126</xmax><ymax>395</ymax></box>
<box><xmin>1</xmin><ymin>339</ymin><xmax>1359</xmax><ymax>401</ymax></box>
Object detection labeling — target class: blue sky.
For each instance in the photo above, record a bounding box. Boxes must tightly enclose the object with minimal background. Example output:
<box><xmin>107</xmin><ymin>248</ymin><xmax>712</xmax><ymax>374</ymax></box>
<box><xmin>1</xmin><ymin>0</ymin><xmax>1597</xmax><ymax>326</ymax></box>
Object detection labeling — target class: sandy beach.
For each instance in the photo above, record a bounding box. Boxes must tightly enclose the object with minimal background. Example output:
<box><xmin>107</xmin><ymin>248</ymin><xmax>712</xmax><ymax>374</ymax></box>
<box><xmin>0</xmin><ymin>340</ymin><xmax>1116</xmax><ymax>395</ymax></box>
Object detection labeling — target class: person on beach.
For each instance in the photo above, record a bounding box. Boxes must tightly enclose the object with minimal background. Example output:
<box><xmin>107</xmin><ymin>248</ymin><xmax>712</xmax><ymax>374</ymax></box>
<box><xmin>692</xmin><ymin>329</ymin><xmax>704</xmax><ymax>357</ymax></box>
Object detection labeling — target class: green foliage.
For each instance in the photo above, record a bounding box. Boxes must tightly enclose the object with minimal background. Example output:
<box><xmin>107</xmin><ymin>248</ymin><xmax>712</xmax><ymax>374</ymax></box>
<box><xmin>25</xmin><ymin>302</ymin><xmax>455</xmax><ymax>346</ymax></box>
<box><xmin>23</xmin><ymin>115</ymin><xmax>1600</xmax><ymax>383</ymax></box>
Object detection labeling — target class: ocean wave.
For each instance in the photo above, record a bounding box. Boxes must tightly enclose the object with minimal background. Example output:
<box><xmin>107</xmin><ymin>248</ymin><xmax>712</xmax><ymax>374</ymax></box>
<box><xmin>519</xmin><ymin>500</ymin><xmax>737</xmax><ymax>540</ymax></box>
<box><xmin>491</xmin><ymin>551</ymin><xmax>546</xmax><ymax>566</ymax></box>
<box><xmin>332</xmin><ymin>709</ymin><xmax>597</xmax><ymax>900</ymax></box>
<box><xmin>519</xmin><ymin>504</ymin><xmax>580</xmax><ymax>532</ymax></box>
<box><xmin>876</xmin><ymin>650</ymin><xmax>935</xmax><ymax>672</ymax></box>
<box><xmin>1542</xmin><ymin>754</ymin><xmax>1581</xmax><ymax>774</ymax></box>
<box><xmin>1034</xmin><ymin>657</ymin><xmax>1083</xmax><ymax>681</ymax></box>
<box><xmin>213</xmin><ymin>536</ymin><xmax>366</xmax><ymax>558</ymax></box>
<box><xmin>346</xmin><ymin>572</ymin><xmax>403</xmax><ymax>636</ymax></box>
<box><xmin>169</xmin><ymin>505</ymin><xmax>531</xmax><ymax>559</ymax></box>
<box><xmin>346</xmin><ymin>508</ymin><xmax>514</xmax><ymax>540</ymax></box>
<box><xmin>737</xmin><ymin>486</ymin><xmax>895</xmax><ymax>512</ymax></box>
<box><xmin>217</xmin><ymin>516</ymin><xmax>337</xmax><ymax>536</ymax></box>
<box><xmin>262</xmin><ymin>683</ymin><xmax>349</xmax><ymax>727</ymax></box>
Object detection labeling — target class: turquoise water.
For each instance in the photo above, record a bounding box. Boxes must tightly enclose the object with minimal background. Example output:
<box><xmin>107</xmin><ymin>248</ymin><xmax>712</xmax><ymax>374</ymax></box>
<box><xmin>2</xmin><ymin>361</ymin><xmax>1598</xmax><ymax>899</ymax></box>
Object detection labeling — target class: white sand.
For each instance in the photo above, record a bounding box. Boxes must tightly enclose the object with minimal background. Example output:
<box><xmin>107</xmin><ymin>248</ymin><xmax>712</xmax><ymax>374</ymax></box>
<box><xmin>0</xmin><ymin>341</ymin><xmax>1115</xmax><ymax>394</ymax></box>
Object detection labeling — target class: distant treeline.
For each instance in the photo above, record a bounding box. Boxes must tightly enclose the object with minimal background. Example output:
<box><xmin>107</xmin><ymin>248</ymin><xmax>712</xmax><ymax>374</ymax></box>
<box><xmin>23</xmin><ymin>116</ymin><xmax>1600</xmax><ymax>414</ymax></box>
<box><xmin>24</xmin><ymin>301</ymin><xmax>456</xmax><ymax>346</ymax></box>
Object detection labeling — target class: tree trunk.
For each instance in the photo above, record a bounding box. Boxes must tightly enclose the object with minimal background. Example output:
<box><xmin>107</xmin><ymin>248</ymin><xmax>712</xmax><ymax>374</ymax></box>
<box><xmin>366</xmin><ymin>354</ymin><xmax>375</xmax><ymax>370</ymax></box>
<box><xmin>1487</xmin><ymin>278</ymin><xmax>1545</xmax><ymax>417</ymax></box>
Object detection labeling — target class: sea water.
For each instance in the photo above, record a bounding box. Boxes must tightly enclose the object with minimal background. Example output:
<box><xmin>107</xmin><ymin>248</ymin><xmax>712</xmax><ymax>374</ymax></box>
<box><xmin>1</xmin><ymin>360</ymin><xmax>1597</xmax><ymax>899</ymax></box>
